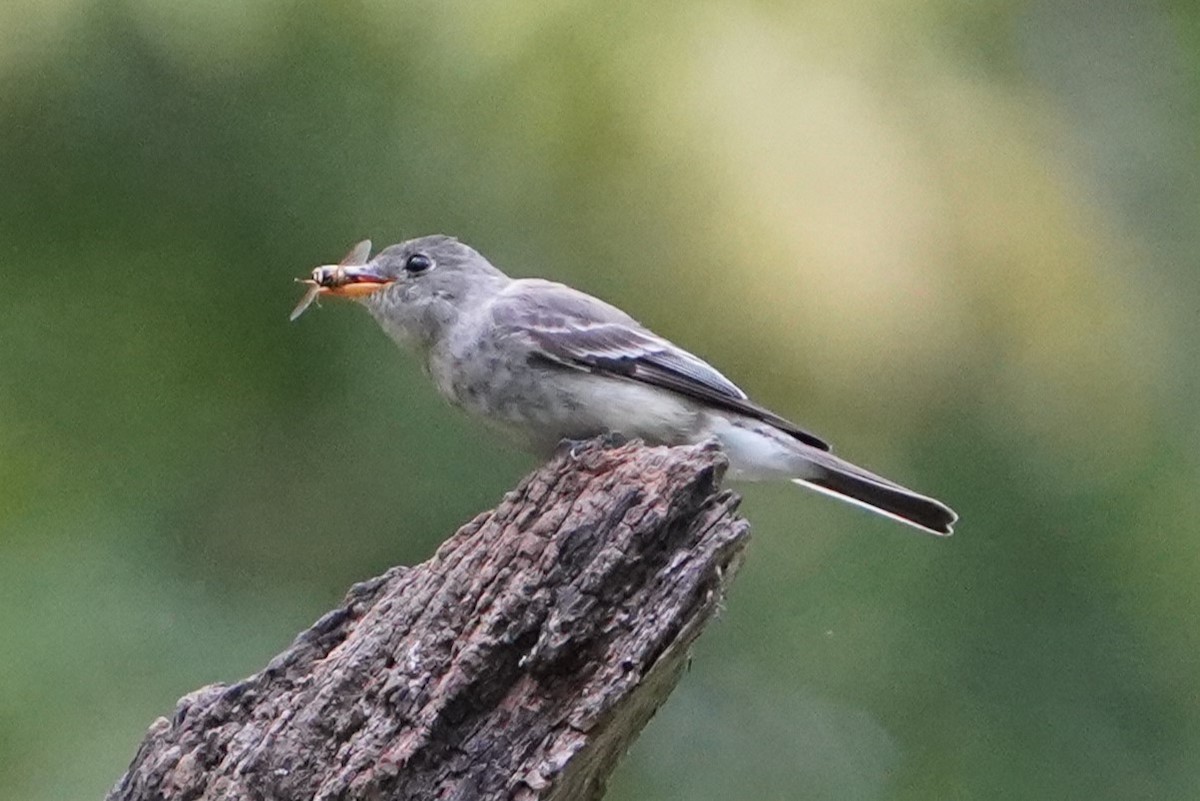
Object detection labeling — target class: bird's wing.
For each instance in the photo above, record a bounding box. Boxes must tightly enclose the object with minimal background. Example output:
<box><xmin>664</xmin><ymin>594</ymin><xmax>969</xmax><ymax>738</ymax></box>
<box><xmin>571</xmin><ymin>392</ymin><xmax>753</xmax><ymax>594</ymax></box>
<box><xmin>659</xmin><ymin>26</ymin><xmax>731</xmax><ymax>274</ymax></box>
<box><xmin>490</xmin><ymin>279</ymin><xmax>831</xmax><ymax>451</ymax></box>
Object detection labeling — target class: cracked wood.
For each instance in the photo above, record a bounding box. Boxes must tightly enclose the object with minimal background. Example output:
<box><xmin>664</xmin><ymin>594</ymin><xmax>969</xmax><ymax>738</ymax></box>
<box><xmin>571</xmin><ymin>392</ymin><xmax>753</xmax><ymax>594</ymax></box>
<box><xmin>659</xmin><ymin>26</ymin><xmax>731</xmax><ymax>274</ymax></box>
<box><xmin>108</xmin><ymin>438</ymin><xmax>750</xmax><ymax>801</ymax></box>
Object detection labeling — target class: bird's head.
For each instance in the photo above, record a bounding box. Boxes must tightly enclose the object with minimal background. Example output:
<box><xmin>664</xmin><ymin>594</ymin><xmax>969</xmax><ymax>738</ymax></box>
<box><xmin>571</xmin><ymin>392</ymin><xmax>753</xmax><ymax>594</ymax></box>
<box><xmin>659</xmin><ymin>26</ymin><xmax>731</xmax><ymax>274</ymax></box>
<box><xmin>291</xmin><ymin>235</ymin><xmax>508</xmax><ymax>351</ymax></box>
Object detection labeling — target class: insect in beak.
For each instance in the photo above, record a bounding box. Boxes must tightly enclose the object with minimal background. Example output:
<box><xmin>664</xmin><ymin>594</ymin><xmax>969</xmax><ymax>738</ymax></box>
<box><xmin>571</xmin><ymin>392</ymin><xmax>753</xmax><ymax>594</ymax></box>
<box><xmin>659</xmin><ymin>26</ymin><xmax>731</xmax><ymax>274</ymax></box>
<box><xmin>289</xmin><ymin>239</ymin><xmax>393</xmax><ymax>321</ymax></box>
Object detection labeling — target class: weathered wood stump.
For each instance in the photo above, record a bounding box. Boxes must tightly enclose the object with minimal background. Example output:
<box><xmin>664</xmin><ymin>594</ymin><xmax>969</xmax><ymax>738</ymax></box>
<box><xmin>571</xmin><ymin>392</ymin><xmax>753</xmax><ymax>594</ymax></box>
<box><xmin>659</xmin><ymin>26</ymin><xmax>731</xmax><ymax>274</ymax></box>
<box><xmin>108</xmin><ymin>438</ymin><xmax>750</xmax><ymax>801</ymax></box>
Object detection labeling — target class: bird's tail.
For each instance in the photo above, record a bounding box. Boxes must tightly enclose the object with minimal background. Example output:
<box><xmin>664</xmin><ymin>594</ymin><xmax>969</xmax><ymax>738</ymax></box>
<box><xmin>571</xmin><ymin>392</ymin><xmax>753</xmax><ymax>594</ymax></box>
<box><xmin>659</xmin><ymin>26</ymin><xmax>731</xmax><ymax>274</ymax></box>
<box><xmin>791</xmin><ymin>451</ymin><xmax>957</xmax><ymax>536</ymax></box>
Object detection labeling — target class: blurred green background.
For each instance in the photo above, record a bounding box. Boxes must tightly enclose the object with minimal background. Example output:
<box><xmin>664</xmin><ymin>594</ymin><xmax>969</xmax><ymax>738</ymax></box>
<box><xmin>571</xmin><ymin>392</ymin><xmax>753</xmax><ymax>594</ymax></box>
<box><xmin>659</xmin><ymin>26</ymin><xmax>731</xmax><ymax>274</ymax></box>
<box><xmin>2</xmin><ymin>1</ymin><xmax>1197</xmax><ymax>799</ymax></box>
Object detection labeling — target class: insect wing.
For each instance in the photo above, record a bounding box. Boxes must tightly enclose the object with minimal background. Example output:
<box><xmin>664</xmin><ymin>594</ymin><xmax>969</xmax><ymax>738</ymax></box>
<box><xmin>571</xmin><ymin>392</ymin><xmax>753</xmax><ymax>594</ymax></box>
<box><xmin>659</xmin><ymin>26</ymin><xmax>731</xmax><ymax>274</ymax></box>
<box><xmin>289</xmin><ymin>280</ymin><xmax>323</xmax><ymax>321</ymax></box>
<box><xmin>340</xmin><ymin>239</ymin><xmax>372</xmax><ymax>266</ymax></box>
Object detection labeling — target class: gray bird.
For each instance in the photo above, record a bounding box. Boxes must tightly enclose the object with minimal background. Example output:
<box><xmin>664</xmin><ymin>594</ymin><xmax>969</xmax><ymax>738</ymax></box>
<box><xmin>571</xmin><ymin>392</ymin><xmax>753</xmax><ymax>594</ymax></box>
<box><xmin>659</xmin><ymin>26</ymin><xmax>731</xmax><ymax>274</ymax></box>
<box><xmin>292</xmin><ymin>235</ymin><xmax>957</xmax><ymax>535</ymax></box>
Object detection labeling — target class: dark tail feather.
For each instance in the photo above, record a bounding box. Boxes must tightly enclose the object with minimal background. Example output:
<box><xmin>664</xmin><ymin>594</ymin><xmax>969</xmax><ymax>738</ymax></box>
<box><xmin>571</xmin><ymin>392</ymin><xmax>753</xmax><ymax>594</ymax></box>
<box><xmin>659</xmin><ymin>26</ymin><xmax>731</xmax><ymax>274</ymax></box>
<box><xmin>792</xmin><ymin>465</ymin><xmax>957</xmax><ymax>536</ymax></box>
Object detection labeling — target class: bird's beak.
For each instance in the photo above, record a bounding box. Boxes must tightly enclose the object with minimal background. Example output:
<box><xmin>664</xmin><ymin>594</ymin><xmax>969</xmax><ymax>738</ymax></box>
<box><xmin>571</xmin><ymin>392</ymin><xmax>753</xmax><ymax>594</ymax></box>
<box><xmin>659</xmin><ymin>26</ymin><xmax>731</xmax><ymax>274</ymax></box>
<box><xmin>315</xmin><ymin>264</ymin><xmax>394</xmax><ymax>298</ymax></box>
<box><xmin>289</xmin><ymin>263</ymin><xmax>393</xmax><ymax>321</ymax></box>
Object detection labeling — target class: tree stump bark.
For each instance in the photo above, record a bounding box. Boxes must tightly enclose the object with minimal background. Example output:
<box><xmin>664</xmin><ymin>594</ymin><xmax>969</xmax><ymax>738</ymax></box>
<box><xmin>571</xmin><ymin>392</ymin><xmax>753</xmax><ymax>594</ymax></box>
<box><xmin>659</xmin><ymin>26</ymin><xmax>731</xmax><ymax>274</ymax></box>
<box><xmin>108</xmin><ymin>438</ymin><xmax>750</xmax><ymax>801</ymax></box>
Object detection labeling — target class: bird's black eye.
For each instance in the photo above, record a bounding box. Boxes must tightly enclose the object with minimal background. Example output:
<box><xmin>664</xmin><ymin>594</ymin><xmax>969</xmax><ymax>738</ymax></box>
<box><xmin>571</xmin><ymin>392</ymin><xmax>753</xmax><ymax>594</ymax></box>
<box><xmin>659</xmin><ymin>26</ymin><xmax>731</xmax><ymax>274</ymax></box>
<box><xmin>405</xmin><ymin>253</ymin><xmax>434</xmax><ymax>274</ymax></box>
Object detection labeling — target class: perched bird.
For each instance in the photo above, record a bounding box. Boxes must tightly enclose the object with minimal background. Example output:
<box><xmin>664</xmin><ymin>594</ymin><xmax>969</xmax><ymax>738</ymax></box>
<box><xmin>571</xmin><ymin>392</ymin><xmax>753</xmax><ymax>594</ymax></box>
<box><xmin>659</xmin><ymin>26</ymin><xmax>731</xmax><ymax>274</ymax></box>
<box><xmin>292</xmin><ymin>236</ymin><xmax>957</xmax><ymax>535</ymax></box>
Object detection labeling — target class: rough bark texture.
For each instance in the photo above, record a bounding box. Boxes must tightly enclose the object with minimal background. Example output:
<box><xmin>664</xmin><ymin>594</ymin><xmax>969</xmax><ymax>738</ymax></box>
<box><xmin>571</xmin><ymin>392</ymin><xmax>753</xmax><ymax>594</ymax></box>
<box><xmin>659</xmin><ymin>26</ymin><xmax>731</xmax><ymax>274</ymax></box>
<box><xmin>108</xmin><ymin>438</ymin><xmax>750</xmax><ymax>801</ymax></box>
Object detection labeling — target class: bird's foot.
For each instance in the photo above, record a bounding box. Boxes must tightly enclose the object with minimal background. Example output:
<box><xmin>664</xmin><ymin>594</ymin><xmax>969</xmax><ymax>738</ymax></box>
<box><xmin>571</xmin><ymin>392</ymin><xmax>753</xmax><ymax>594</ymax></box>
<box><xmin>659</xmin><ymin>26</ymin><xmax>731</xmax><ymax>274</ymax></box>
<box><xmin>597</xmin><ymin>431</ymin><xmax>630</xmax><ymax>449</ymax></box>
<box><xmin>555</xmin><ymin>432</ymin><xmax>630</xmax><ymax>460</ymax></box>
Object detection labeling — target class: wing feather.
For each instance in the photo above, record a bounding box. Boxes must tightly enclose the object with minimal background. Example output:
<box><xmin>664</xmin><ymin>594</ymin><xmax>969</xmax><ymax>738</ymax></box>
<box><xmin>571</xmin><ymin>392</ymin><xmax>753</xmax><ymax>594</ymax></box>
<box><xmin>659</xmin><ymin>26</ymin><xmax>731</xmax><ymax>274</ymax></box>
<box><xmin>491</xmin><ymin>280</ymin><xmax>830</xmax><ymax>451</ymax></box>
